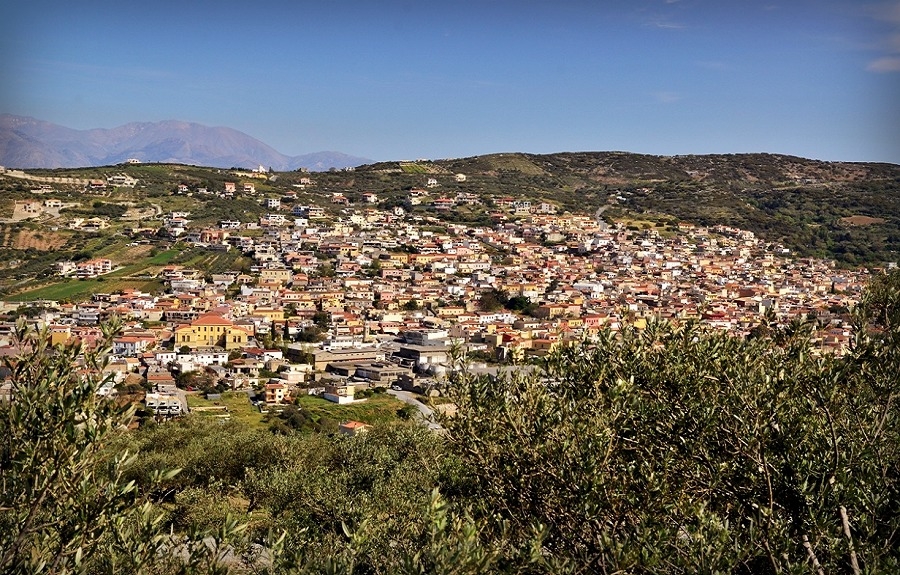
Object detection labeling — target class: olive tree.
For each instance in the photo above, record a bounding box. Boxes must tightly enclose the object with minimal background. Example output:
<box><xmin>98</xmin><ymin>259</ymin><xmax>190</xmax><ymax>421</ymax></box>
<box><xmin>442</xmin><ymin>292</ymin><xmax>900</xmax><ymax>573</ymax></box>
<box><xmin>0</xmin><ymin>320</ymin><xmax>241</xmax><ymax>574</ymax></box>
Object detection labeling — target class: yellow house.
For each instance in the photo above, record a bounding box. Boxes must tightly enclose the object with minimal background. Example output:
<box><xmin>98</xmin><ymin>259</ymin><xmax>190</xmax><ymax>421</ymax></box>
<box><xmin>252</xmin><ymin>307</ymin><xmax>285</xmax><ymax>323</ymax></box>
<box><xmin>49</xmin><ymin>325</ymin><xmax>73</xmax><ymax>347</ymax></box>
<box><xmin>174</xmin><ymin>314</ymin><xmax>252</xmax><ymax>350</ymax></box>
<box><xmin>259</xmin><ymin>268</ymin><xmax>292</xmax><ymax>285</ymax></box>
<box><xmin>530</xmin><ymin>338</ymin><xmax>562</xmax><ymax>357</ymax></box>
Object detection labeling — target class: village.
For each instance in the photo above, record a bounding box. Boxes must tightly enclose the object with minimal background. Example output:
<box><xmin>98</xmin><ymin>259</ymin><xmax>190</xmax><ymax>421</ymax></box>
<box><xmin>0</xmin><ymin>173</ymin><xmax>878</xmax><ymax>427</ymax></box>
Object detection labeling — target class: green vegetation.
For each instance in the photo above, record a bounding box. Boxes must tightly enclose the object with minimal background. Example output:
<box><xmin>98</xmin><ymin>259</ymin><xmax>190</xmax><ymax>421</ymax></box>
<box><xmin>3</xmin><ymin>153</ymin><xmax>899</xmax><ymax>280</ymax></box>
<box><xmin>3</xmin><ymin>272</ymin><xmax>900</xmax><ymax>572</ymax></box>
<box><xmin>3</xmin><ymin>245</ymin><xmax>249</xmax><ymax>301</ymax></box>
<box><xmin>187</xmin><ymin>391</ymin><xmax>266</xmax><ymax>430</ymax></box>
<box><xmin>7</xmin><ymin>277</ymin><xmax>164</xmax><ymax>302</ymax></box>
<box><xmin>294</xmin><ymin>393</ymin><xmax>407</xmax><ymax>429</ymax></box>
<box><xmin>148</xmin><ymin>249</ymin><xmax>180</xmax><ymax>265</ymax></box>
<box><xmin>399</xmin><ymin>162</ymin><xmax>431</xmax><ymax>174</ymax></box>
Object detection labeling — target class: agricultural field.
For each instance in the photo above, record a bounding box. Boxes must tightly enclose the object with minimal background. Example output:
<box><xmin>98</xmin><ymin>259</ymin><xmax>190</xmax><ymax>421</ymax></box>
<box><xmin>3</xmin><ymin>243</ymin><xmax>252</xmax><ymax>301</ymax></box>
<box><xmin>185</xmin><ymin>392</ymin><xmax>406</xmax><ymax>433</ymax></box>
<box><xmin>0</xmin><ymin>227</ymin><xmax>69</xmax><ymax>251</ymax></box>
<box><xmin>399</xmin><ymin>162</ymin><xmax>431</xmax><ymax>174</ymax></box>
<box><xmin>6</xmin><ymin>277</ymin><xmax>164</xmax><ymax>302</ymax></box>
<box><xmin>295</xmin><ymin>393</ymin><xmax>406</xmax><ymax>427</ymax></box>
<box><xmin>187</xmin><ymin>392</ymin><xmax>265</xmax><ymax>430</ymax></box>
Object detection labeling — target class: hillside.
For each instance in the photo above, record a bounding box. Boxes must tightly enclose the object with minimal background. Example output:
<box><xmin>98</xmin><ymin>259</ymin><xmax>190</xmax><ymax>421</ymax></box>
<box><xmin>1</xmin><ymin>151</ymin><xmax>898</xmax><ymax>280</ymax></box>
<box><xmin>0</xmin><ymin>115</ymin><xmax>370</xmax><ymax>170</ymax></box>
<box><xmin>353</xmin><ymin>152</ymin><xmax>900</xmax><ymax>265</ymax></box>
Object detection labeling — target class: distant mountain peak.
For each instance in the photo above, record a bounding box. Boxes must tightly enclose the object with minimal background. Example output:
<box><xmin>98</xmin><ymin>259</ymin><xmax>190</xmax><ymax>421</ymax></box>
<box><xmin>0</xmin><ymin>115</ymin><xmax>371</xmax><ymax>170</ymax></box>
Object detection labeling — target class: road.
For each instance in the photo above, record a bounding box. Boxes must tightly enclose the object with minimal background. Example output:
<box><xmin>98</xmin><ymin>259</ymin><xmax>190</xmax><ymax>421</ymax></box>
<box><xmin>386</xmin><ymin>389</ymin><xmax>443</xmax><ymax>431</ymax></box>
<box><xmin>175</xmin><ymin>388</ymin><xmax>190</xmax><ymax>415</ymax></box>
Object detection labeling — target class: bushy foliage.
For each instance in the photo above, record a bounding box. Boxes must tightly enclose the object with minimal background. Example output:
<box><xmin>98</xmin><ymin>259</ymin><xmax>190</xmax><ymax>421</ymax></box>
<box><xmin>442</xmin><ymin>298</ymin><xmax>900</xmax><ymax>573</ymax></box>
<box><xmin>3</xmin><ymin>272</ymin><xmax>900</xmax><ymax>573</ymax></box>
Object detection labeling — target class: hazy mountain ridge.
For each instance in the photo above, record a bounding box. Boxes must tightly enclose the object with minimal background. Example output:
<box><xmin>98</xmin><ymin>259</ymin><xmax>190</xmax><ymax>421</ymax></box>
<box><xmin>0</xmin><ymin>115</ymin><xmax>370</xmax><ymax>170</ymax></box>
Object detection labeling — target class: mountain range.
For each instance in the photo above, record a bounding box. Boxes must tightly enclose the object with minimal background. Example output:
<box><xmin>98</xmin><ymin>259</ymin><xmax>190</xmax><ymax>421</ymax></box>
<box><xmin>0</xmin><ymin>115</ymin><xmax>370</xmax><ymax>171</ymax></box>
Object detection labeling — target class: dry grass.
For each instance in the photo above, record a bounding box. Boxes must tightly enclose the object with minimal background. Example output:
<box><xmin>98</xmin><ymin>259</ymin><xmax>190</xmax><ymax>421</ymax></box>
<box><xmin>840</xmin><ymin>215</ymin><xmax>886</xmax><ymax>226</ymax></box>
<box><xmin>7</xmin><ymin>229</ymin><xmax>68</xmax><ymax>250</ymax></box>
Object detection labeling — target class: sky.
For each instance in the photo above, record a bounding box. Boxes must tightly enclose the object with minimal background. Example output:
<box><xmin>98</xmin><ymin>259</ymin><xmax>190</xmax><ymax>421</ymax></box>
<box><xmin>1</xmin><ymin>0</ymin><xmax>899</xmax><ymax>164</ymax></box>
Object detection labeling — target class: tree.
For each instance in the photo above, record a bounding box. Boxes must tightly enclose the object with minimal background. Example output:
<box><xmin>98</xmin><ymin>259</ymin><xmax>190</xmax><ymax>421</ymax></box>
<box><xmin>0</xmin><ymin>320</ymin><xmax>127</xmax><ymax>571</ymax></box>
<box><xmin>477</xmin><ymin>288</ymin><xmax>508</xmax><ymax>312</ymax></box>
<box><xmin>441</xmin><ymin>305</ymin><xmax>900</xmax><ymax>573</ymax></box>
<box><xmin>366</xmin><ymin>258</ymin><xmax>382</xmax><ymax>277</ymax></box>
<box><xmin>0</xmin><ymin>319</ymin><xmax>224</xmax><ymax>573</ymax></box>
<box><xmin>505</xmin><ymin>295</ymin><xmax>535</xmax><ymax>315</ymax></box>
<box><xmin>312</xmin><ymin>310</ymin><xmax>331</xmax><ymax>331</ymax></box>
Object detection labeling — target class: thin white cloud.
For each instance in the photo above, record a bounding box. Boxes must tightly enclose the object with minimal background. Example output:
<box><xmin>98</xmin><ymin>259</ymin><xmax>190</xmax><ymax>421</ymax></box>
<box><xmin>647</xmin><ymin>17</ymin><xmax>685</xmax><ymax>29</ymax></box>
<box><xmin>866</xmin><ymin>1</ymin><xmax>900</xmax><ymax>72</ymax></box>
<box><xmin>868</xmin><ymin>1</ymin><xmax>900</xmax><ymax>23</ymax></box>
<box><xmin>867</xmin><ymin>56</ymin><xmax>900</xmax><ymax>71</ymax></box>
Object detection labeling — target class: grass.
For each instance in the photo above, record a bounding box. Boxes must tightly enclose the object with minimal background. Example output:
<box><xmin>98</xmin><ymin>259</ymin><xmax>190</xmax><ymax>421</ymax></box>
<box><xmin>296</xmin><ymin>393</ymin><xmax>406</xmax><ymax>426</ymax></box>
<box><xmin>7</xmin><ymin>277</ymin><xmax>164</xmax><ymax>302</ymax></box>
<box><xmin>5</xmin><ymin>245</ymin><xmax>246</xmax><ymax>302</ymax></box>
<box><xmin>187</xmin><ymin>391</ymin><xmax>267</xmax><ymax>430</ymax></box>
<box><xmin>149</xmin><ymin>249</ymin><xmax>180</xmax><ymax>265</ymax></box>
<box><xmin>400</xmin><ymin>163</ymin><xmax>430</xmax><ymax>174</ymax></box>
<box><xmin>184</xmin><ymin>392</ymin><xmax>406</xmax><ymax>433</ymax></box>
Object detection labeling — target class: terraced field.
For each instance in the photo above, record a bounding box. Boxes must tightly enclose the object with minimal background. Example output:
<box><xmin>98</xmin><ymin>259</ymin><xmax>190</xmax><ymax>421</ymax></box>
<box><xmin>7</xmin><ymin>277</ymin><xmax>164</xmax><ymax>302</ymax></box>
<box><xmin>5</xmin><ymin>246</ymin><xmax>251</xmax><ymax>302</ymax></box>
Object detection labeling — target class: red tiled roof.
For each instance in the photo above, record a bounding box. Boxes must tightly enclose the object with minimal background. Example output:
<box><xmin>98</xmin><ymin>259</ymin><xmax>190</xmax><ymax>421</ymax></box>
<box><xmin>191</xmin><ymin>314</ymin><xmax>234</xmax><ymax>326</ymax></box>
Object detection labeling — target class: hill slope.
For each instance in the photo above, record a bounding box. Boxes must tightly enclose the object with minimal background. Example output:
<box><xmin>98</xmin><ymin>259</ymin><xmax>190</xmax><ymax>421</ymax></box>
<box><xmin>353</xmin><ymin>152</ymin><xmax>900</xmax><ymax>265</ymax></box>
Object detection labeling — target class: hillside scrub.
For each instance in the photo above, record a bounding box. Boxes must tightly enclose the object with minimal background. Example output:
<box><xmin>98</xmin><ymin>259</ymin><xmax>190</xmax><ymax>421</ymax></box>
<box><xmin>2</xmin><ymin>273</ymin><xmax>900</xmax><ymax>573</ymax></box>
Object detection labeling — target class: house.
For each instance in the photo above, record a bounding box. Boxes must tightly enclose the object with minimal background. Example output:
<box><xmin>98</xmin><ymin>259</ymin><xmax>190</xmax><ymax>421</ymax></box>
<box><xmin>16</xmin><ymin>200</ymin><xmax>42</xmax><ymax>214</ymax></box>
<box><xmin>431</xmin><ymin>197</ymin><xmax>455</xmax><ymax>211</ymax></box>
<box><xmin>76</xmin><ymin>259</ymin><xmax>113</xmax><ymax>279</ymax></box>
<box><xmin>395</xmin><ymin>344</ymin><xmax>449</xmax><ymax>374</ymax></box>
<box><xmin>339</xmin><ymin>420</ymin><xmax>372</xmax><ymax>436</ymax></box>
<box><xmin>145</xmin><ymin>392</ymin><xmax>183</xmax><ymax>416</ymax></box>
<box><xmin>107</xmin><ymin>174</ymin><xmax>137</xmax><ymax>187</ymax></box>
<box><xmin>265</xmin><ymin>382</ymin><xmax>288</xmax><ymax>405</ymax></box>
<box><xmin>259</xmin><ymin>268</ymin><xmax>292</xmax><ymax>286</ymax></box>
<box><xmin>174</xmin><ymin>314</ymin><xmax>252</xmax><ymax>351</ymax></box>
<box><xmin>324</xmin><ymin>383</ymin><xmax>356</xmax><ymax>404</ymax></box>
<box><xmin>112</xmin><ymin>334</ymin><xmax>156</xmax><ymax>356</ymax></box>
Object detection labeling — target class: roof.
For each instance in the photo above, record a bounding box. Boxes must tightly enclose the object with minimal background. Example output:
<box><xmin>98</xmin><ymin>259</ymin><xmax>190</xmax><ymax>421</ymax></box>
<box><xmin>340</xmin><ymin>420</ymin><xmax>370</xmax><ymax>429</ymax></box>
<box><xmin>191</xmin><ymin>314</ymin><xmax>234</xmax><ymax>327</ymax></box>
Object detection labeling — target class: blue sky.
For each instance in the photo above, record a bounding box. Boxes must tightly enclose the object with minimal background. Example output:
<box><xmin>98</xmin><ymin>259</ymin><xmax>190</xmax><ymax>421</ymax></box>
<box><xmin>2</xmin><ymin>0</ymin><xmax>898</xmax><ymax>163</ymax></box>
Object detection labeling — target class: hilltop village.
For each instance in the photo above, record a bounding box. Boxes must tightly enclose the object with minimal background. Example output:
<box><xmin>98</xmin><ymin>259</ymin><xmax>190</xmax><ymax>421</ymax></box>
<box><xmin>0</xmin><ymin>168</ymin><xmax>879</xmax><ymax>419</ymax></box>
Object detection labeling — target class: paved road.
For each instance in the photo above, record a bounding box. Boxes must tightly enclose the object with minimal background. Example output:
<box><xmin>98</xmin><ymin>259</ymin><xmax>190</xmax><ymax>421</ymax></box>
<box><xmin>387</xmin><ymin>389</ymin><xmax>443</xmax><ymax>431</ymax></box>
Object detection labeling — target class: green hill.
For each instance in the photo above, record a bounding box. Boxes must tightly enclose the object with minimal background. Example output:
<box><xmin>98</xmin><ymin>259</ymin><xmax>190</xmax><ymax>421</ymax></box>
<box><xmin>2</xmin><ymin>151</ymin><xmax>899</xmax><ymax>291</ymax></box>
